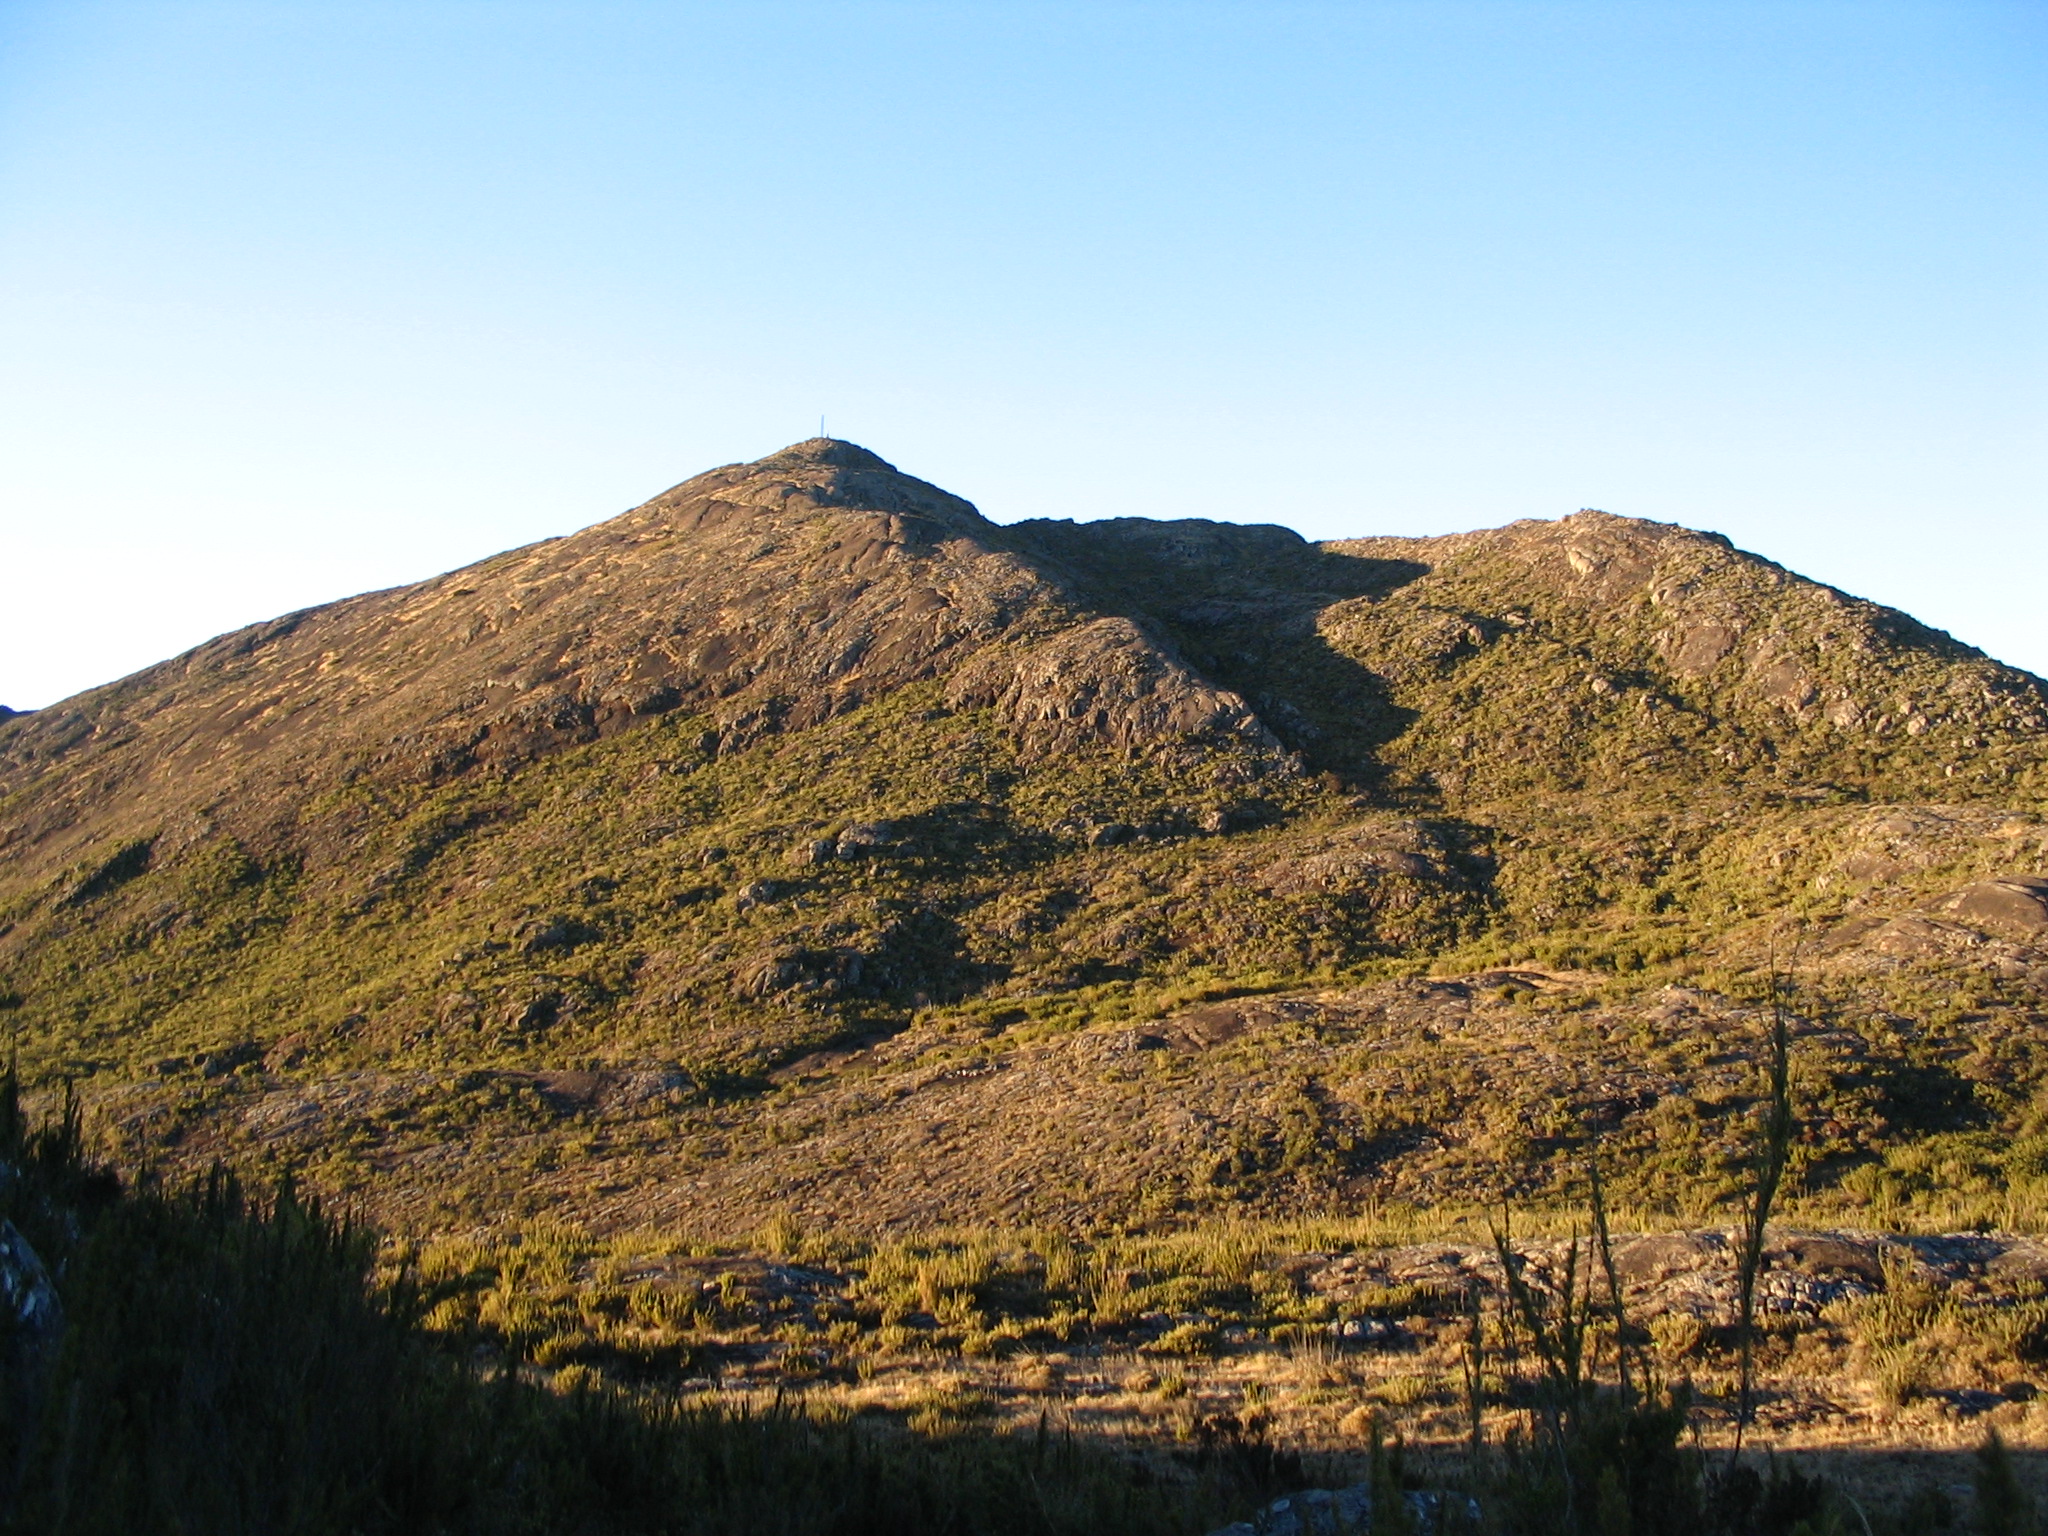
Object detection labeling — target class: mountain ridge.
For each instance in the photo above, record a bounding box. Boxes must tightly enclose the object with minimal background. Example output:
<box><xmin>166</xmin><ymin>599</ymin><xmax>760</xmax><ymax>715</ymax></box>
<box><xmin>8</xmin><ymin>440</ymin><xmax>2037</xmax><ymax>890</ymax></box>
<box><xmin>4</xmin><ymin>439</ymin><xmax>2047</xmax><ymax>1236</ymax></box>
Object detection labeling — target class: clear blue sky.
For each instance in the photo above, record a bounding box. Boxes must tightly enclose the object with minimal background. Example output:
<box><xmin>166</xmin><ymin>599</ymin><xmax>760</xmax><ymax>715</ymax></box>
<box><xmin>2</xmin><ymin>1</ymin><xmax>2042</xmax><ymax>708</ymax></box>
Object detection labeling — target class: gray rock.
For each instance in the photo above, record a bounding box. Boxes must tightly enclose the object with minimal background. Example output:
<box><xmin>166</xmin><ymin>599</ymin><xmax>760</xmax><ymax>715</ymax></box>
<box><xmin>1941</xmin><ymin>876</ymin><xmax>2048</xmax><ymax>940</ymax></box>
<box><xmin>0</xmin><ymin>1219</ymin><xmax>61</xmax><ymax>1348</ymax></box>
<box><xmin>518</xmin><ymin>914</ymin><xmax>594</xmax><ymax>954</ymax></box>
<box><xmin>1210</xmin><ymin>1484</ymin><xmax>1477</xmax><ymax>1535</ymax></box>
<box><xmin>2</xmin><ymin>1217</ymin><xmax>63</xmax><ymax>1468</ymax></box>
<box><xmin>1330</xmin><ymin>1316</ymin><xmax>1400</xmax><ymax>1347</ymax></box>
<box><xmin>835</xmin><ymin>822</ymin><xmax>899</xmax><ymax>856</ymax></box>
<box><xmin>733</xmin><ymin>880</ymin><xmax>781</xmax><ymax>911</ymax></box>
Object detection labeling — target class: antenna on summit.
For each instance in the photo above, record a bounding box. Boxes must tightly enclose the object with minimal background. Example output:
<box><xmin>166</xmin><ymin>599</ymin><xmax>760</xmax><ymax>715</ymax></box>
<box><xmin>819</xmin><ymin>414</ymin><xmax>827</xmax><ymax>441</ymax></box>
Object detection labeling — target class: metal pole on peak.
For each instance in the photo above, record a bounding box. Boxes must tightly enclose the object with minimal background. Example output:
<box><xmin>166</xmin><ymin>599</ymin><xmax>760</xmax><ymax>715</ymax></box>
<box><xmin>819</xmin><ymin>415</ymin><xmax>826</xmax><ymax>441</ymax></box>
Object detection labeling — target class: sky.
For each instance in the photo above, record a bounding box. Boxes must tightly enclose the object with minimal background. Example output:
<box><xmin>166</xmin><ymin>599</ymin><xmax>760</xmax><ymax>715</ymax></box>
<box><xmin>0</xmin><ymin>0</ymin><xmax>2043</xmax><ymax>709</ymax></box>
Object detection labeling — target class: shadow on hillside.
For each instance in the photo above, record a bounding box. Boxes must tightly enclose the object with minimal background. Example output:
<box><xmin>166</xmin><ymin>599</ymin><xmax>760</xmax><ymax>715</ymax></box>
<box><xmin>1161</xmin><ymin>554</ymin><xmax>1431</xmax><ymax>794</ymax></box>
<box><xmin>1006</xmin><ymin>521</ymin><xmax>1434</xmax><ymax>792</ymax></box>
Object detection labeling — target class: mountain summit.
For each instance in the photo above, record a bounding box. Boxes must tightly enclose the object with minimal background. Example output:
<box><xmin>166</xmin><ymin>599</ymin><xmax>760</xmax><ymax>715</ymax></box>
<box><xmin>3</xmin><ymin>442</ymin><xmax>2046</xmax><ymax>1232</ymax></box>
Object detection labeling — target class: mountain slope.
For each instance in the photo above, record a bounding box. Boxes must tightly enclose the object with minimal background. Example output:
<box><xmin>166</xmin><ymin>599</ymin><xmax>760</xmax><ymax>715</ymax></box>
<box><xmin>0</xmin><ymin>442</ymin><xmax>1277</xmax><ymax>890</ymax></box>
<box><xmin>4</xmin><ymin>440</ymin><xmax>2047</xmax><ymax>1234</ymax></box>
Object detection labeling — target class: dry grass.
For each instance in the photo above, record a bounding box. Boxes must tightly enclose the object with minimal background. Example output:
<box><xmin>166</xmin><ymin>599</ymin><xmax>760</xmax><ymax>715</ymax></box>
<box><xmin>387</xmin><ymin>1211</ymin><xmax>2048</xmax><ymax>1476</ymax></box>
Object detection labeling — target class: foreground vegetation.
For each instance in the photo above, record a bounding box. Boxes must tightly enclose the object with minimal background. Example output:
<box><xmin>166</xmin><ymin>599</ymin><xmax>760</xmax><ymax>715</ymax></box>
<box><xmin>8</xmin><ymin>1069</ymin><xmax>2048</xmax><ymax>1534</ymax></box>
<box><xmin>394</xmin><ymin>1201</ymin><xmax>2048</xmax><ymax>1450</ymax></box>
<box><xmin>0</xmin><ymin>1074</ymin><xmax>1255</xmax><ymax>1536</ymax></box>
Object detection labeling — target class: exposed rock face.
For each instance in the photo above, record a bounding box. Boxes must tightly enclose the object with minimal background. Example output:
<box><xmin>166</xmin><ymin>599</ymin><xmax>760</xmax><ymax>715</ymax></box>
<box><xmin>0</xmin><ymin>1219</ymin><xmax>61</xmax><ymax>1349</ymax></box>
<box><xmin>1940</xmin><ymin>876</ymin><xmax>2048</xmax><ymax>940</ymax></box>
<box><xmin>1208</xmin><ymin>1484</ymin><xmax>1474</xmax><ymax>1536</ymax></box>
<box><xmin>1335</xmin><ymin>512</ymin><xmax>2039</xmax><ymax>753</ymax></box>
<box><xmin>1299</xmin><ymin>1226</ymin><xmax>2043</xmax><ymax>1328</ymax></box>
<box><xmin>1256</xmin><ymin>819</ymin><xmax>1454</xmax><ymax>895</ymax></box>
<box><xmin>946</xmin><ymin>616</ymin><xmax>1275</xmax><ymax>754</ymax></box>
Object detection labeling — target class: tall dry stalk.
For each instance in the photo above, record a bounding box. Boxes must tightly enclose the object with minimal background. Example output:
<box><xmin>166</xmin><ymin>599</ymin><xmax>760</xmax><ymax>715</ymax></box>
<box><xmin>1490</xmin><ymin>1202</ymin><xmax>1596</xmax><ymax>1531</ymax></box>
<box><xmin>1588</xmin><ymin>1152</ymin><xmax>1632</xmax><ymax>1407</ymax></box>
<box><xmin>1461</xmin><ymin>1278</ymin><xmax>1486</xmax><ymax>1465</ymax></box>
<box><xmin>1491</xmin><ymin>1214</ymin><xmax>1591</xmax><ymax>1415</ymax></box>
<box><xmin>1731</xmin><ymin>968</ymin><xmax>1796</xmax><ymax>1461</ymax></box>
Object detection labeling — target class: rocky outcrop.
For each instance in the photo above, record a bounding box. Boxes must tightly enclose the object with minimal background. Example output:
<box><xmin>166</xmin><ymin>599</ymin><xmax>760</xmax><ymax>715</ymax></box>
<box><xmin>0</xmin><ymin>1218</ymin><xmax>61</xmax><ymax>1353</ymax></box>
<box><xmin>1255</xmin><ymin>819</ymin><xmax>1457</xmax><ymax>896</ymax></box>
<box><xmin>1822</xmin><ymin>868</ymin><xmax>2048</xmax><ymax>971</ymax></box>
<box><xmin>1329</xmin><ymin>509</ymin><xmax>2048</xmax><ymax>761</ymax></box>
<box><xmin>1938</xmin><ymin>876</ymin><xmax>2048</xmax><ymax>940</ymax></box>
<box><xmin>946</xmin><ymin>617</ymin><xmax>1279</xmax><ymax>756</ymax></box>
<box><xmin>1210</xmin><ymin>1485</ymin><xmax>1476</xmax><ymax>1536</ymax></box>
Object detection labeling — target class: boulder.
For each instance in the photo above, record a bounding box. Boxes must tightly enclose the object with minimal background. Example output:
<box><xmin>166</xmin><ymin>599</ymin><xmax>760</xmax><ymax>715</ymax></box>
<box><xmin>733</xmin><ymin>948</ymin><xmax>864</xmax><ymax>1001</ymax></box>
<box><xmin>835</xmin><ymin>822</ymin><xmax>898</xmax><ymax>857</ymax></box>
<box><xmin>518</xmin><ymin>914</ymin><xmax>596</xmax><ymax>954</ymax></box>
<box><xmin>949</xmin><ymin>616</ymin><xmax>1280</xmax><ymax>755</ymax></box>
<box><xmin>733</xmin><ymin>881</ymin><xmax>782</xmax><ymax>911</ymax></box>
<box><xmin>1941</xmin><ymin>877</ymin><xmax>2048</xmax><ymax>942</ymax></box>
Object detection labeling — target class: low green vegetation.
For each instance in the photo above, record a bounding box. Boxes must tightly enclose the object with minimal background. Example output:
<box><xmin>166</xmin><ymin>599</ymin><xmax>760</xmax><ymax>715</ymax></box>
<box><xmin>5</xmin><ymin>673</ymin><xmax>2047</xmax><ymax>1237</ymax></box>
<box><xmin>9</xmin><ymin>1071</ymin><xmax>2047</xmax><ymax>1534</ymax></box>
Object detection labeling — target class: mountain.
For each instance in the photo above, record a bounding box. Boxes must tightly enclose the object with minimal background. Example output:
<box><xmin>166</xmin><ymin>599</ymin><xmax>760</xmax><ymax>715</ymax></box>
<box><xmin>4</xmin><ymin>439</ymin><xmax>2046</xmax><ymax>1235</ymax></box>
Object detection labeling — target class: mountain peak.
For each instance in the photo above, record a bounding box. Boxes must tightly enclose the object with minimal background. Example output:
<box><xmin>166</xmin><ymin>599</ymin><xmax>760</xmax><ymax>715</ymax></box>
<box><xmin>637</xmin><ymin>438</ymin><xmax>991</xmax><ymax>537</ymax></box>
<box><xmin>753</xmin><ymin>437</ymin><xmax>898</xmax><ymax>473</ymax></box>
